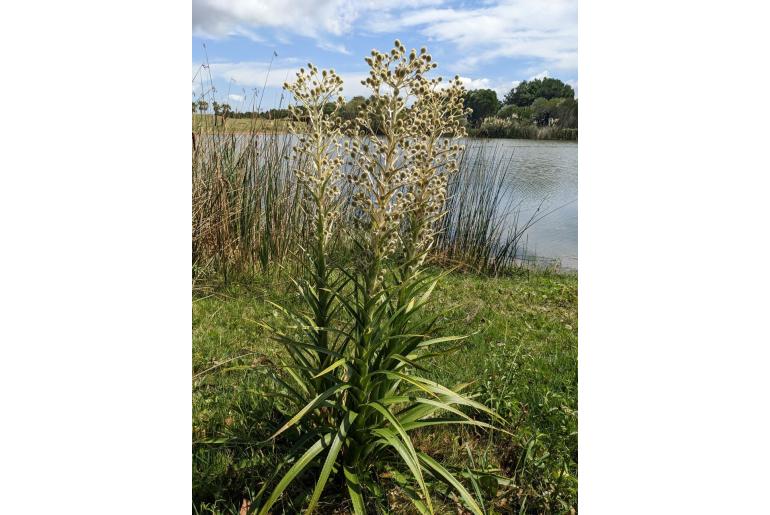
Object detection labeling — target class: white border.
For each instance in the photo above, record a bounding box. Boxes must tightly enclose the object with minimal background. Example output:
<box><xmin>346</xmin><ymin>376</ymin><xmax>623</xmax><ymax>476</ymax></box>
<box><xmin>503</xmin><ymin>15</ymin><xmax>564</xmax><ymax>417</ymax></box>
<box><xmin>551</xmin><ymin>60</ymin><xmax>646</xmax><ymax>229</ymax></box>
<box><xmin>580</xmin><ymin>0</ymin><xmax>770</xmax><ymax>512</ymax></box>
<box><xmin>1</xmin><ymin>0</ymin><xmax>769</xmax><ymax>512</ymax></box>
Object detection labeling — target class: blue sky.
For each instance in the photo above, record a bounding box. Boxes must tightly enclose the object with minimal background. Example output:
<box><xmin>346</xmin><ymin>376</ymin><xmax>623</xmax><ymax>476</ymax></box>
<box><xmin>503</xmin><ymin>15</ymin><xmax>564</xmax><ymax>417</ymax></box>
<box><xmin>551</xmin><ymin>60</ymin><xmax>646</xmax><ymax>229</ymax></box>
<box><xmin>192</xmin><ymin>0</ymin><xmax>577</xmax><ymax>110</ymax></box>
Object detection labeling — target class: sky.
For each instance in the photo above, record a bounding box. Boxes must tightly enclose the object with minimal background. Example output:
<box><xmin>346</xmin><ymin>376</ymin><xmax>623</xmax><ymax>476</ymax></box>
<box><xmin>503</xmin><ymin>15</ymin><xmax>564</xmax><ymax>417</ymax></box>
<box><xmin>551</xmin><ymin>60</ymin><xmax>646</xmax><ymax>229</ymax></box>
<box><xmin>192</xmin><ymin>0</ymin><xmax>577</xmax><ymax>111</ymax></box>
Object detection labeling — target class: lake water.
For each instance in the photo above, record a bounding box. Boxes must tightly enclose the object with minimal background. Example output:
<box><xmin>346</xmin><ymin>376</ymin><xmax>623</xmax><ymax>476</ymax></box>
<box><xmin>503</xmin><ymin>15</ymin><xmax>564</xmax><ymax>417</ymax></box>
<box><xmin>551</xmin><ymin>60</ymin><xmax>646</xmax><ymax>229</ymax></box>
<box><xmin>465</xmin><ymin>138</ymin><xmax>578</xmax><ymax>270</ymax></box>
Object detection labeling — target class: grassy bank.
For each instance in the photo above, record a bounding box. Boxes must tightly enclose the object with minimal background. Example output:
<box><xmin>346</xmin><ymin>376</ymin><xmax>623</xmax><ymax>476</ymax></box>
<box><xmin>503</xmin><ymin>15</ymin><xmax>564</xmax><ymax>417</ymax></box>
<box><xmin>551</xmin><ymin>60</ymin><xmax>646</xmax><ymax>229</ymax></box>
<box><xmin>193</xmin><ymin>269</ymin><xmax>577</xmax><ymax>514</ymax></box>
<box><xmin>193</xmin><ymin>114</ymin><xmax>296</xmax><ymax>133</ymax></box>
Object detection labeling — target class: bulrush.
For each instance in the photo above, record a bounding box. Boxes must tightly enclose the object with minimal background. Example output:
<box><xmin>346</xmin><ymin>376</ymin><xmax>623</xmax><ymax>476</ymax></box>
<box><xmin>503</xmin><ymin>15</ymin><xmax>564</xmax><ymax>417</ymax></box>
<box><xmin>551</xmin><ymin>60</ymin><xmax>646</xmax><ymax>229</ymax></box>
<box><xmin>258</xmin><ymin>43</ymin><xmax>504</xmax><ymax>515</ymax></box>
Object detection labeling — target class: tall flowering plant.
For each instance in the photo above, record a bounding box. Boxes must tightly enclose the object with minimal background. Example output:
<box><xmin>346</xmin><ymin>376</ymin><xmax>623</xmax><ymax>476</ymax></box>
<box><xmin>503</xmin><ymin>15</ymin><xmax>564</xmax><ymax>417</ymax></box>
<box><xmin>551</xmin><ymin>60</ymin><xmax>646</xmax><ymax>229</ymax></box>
<box><xmin>257</xmin><ymin>43</ymin><xmax>505</xmax><ymax>515</ymax></box>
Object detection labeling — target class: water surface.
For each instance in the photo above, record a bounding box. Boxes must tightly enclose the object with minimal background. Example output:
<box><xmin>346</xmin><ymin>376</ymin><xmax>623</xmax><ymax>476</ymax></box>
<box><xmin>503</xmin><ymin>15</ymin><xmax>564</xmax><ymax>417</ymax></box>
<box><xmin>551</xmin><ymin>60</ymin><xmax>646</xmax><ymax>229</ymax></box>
<box><xmin>465</xmin><ymin>138</ymin><xmax>577</xmax><ymax>269</ymax></box>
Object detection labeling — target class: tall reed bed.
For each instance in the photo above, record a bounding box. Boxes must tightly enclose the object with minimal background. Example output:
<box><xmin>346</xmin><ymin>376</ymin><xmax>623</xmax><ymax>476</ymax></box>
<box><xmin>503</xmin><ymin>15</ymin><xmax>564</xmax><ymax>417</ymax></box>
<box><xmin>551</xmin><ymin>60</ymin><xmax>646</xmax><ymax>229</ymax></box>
<box><xmin>192</xmin><ymin>124</ymin><xmax>309</xmax><ymax>281</ymax></box>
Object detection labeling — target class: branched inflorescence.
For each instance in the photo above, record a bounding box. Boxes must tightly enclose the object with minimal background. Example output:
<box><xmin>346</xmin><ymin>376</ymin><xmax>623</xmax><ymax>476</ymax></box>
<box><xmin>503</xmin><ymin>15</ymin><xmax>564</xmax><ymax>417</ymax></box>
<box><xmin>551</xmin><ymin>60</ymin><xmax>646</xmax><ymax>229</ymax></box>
<box><xmin>284</xmin><ymin>64</ymin><xmax>346</xmax><ymax>246</ymax></box>
<box><xmin>344</xmin><ymin>41</ymin><xmax>469</xmax><ymax>285</ymax></box>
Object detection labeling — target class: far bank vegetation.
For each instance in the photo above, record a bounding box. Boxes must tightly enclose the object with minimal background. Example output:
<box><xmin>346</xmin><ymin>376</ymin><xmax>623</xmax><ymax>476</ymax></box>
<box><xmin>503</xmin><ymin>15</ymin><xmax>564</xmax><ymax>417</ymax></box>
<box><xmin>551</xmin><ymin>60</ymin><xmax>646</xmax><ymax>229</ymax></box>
<box><xmin>192</xmin><ymin>77</ymin><xmax>577</xmax><ymax>140</ymax></box>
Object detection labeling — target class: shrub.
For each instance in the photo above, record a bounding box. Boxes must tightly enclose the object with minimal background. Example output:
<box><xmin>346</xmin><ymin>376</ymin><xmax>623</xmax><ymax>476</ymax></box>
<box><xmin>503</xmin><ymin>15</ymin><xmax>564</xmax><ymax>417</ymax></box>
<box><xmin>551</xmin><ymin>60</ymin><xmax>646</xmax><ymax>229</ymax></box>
<box><xmin>530</xmin><ymin>97</ymin><xmax>564</xmax><ymax>127</ymax></box>
<box><xmin>496</xmin><ymin>104</ymin><xmax>516</xmax><ymax>119</ymax></box>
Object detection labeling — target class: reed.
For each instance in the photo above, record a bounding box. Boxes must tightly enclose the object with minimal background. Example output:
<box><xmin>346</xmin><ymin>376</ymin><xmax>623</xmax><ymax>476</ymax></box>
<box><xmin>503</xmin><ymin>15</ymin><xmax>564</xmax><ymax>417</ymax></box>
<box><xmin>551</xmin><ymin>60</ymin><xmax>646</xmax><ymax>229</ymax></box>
<box><xmin>435</xmin><ymin>142</ymin><xmax>549</xmax><ymax>274</ymax></box>
<box><xmin>192</xmin><ymin>117</ymin><xmax>311</xmax><ymax>283</ymax></box>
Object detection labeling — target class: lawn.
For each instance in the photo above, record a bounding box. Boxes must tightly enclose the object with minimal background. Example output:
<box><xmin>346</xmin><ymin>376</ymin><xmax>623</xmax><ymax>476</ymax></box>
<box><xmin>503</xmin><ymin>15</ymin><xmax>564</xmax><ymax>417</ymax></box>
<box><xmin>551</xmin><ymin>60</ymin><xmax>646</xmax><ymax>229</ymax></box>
<box><xmin>193</xmin><ymin>269</ymin><xmax>577</xmax><ymax>514</ymax></box>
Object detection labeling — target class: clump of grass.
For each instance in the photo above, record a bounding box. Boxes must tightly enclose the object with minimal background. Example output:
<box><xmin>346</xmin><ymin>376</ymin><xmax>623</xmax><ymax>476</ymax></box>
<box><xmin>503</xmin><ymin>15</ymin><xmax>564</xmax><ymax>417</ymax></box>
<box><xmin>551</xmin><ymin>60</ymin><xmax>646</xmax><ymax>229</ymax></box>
<box><xmin>192</xmin><ymin>49</ymin><xmax>313</xmax><ymax>283</ymax></box>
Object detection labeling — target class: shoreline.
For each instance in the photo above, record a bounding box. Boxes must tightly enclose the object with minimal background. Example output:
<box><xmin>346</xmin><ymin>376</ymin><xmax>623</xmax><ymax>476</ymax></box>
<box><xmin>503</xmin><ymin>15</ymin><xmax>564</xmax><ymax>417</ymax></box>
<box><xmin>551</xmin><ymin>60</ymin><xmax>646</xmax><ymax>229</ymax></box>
<box><xmin>193</xmin><ymin>126</ymin><xmax>579</xmax><ymax>141</ymax></box>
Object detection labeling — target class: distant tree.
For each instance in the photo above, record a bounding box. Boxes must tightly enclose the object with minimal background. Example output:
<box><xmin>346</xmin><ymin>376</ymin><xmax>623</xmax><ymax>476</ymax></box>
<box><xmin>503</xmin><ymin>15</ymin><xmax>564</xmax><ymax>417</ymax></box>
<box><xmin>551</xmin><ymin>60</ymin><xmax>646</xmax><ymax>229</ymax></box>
<box><xmin>555</xmin><ymin>98</ymin><xmax>578</xmax><ymax>128</ymax></box>
<box><xmin>463</xmin><ymin>89</ymin><xmax>500</xmax><ymax>126</ymax></box>
<box><xmin>497</xmin><ymin>104</ymin><xmax>516</xmax><ymax>119</ymax></box>
<box><xmin>530</xmin><ymin>97</ymin><xmax>564</xmax><ymax>127</ymax></box>
<box><xmin>220</xmin><ymin>103</ymin><xmax>232</xmax><ymax>118</ymax></box>
<box><xmin>192</xmin><ymin>101</ymin><xmax>197</xmax><ymax>114</ymax></box>
<box><xmin>504</xmin><ymin>78</ymin><xmax>574</xmax><ymax>107</ymax></box>
<box><xmin>196</xmin><ymin>99</ymin><xmax>209</xmax><ymax>113</ymax></box>
<box><xmin>322</xmin><ymin>102</ymin><xmax>337</xmax><ymax>117</ymax></box>
<box><xmin>341</xmin><ymin>96</ymin><xmax>367</xmax><ymax>121</ymax></box>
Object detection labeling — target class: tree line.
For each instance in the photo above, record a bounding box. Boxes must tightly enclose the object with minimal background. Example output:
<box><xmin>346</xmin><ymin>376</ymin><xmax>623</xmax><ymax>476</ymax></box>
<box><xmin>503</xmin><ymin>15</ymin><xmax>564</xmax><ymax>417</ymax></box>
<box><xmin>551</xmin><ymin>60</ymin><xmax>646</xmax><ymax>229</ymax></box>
<box><xmin>192</xmin><ymin>100</ymin><xmax>278</xmax><ymax>119</ymax></box>
<box><xmin>193</xmin><ymin>77</ymin><xmax>577</xmax><ymax>134</ymax></box>
<box><xmin>463</xmin><ymin>77</ymin><xmax>577</xmax><ymax>129</ymax></box>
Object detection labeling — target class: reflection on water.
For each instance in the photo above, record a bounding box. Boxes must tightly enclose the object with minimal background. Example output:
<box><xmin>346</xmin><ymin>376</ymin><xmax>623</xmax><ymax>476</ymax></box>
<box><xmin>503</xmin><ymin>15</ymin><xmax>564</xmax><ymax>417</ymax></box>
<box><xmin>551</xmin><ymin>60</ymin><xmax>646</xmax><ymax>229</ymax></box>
<box><xmin>464</xmin><ymin>138</ymin><xmax>578</xmax><ymax>269</ymax></box>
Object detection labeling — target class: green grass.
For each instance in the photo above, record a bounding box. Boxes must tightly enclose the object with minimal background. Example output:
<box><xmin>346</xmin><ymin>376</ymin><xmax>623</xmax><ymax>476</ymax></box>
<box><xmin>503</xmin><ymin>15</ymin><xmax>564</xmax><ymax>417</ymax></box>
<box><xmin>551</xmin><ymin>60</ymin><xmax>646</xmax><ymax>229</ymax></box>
<box><xmin>193</xmin><ymin>114</ymin><xmax>297</xmax><ymax>133</ymax></box>
<box><xmin>193</xmin><ymin>269</ymin><xmax>577</xmax><ymax>514</ymax></box>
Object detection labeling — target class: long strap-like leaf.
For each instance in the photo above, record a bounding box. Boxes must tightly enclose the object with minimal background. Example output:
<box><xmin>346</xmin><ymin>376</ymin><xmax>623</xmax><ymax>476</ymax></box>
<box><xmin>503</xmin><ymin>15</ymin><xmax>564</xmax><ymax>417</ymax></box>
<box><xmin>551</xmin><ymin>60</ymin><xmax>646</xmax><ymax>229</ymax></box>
<box><xmin>418</xmin><ymin>452</ymin><xmax>484</xmax><ymax>515</ymax></box>
<box><xmin>257</xmin><ymin>435</ymin><xmax>329</xmax><ymax>515</ymax></box>
<box><xmin>369</xmin><ymin>404</ymin><xmax>434</xmax><ymax>515</ymax></box>
<box><xmin>305</xmin><ymin>411</ymin><xmax>358</xmax><ymax>513</ymax></box>
<box><xmin>344</xmin><ymin>465</ymin><xmax>367</xmax><ymax>515</ymax></box>
<box><xmin>270</xmin><ymin>383</ymin><xmax>351</xmax><ymax>440</ymax></box>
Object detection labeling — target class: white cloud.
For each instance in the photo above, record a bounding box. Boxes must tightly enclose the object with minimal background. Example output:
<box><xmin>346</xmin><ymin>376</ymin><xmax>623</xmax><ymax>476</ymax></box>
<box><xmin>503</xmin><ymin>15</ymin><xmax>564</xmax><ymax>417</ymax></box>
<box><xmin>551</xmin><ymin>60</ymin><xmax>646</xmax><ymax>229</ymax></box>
<box><xmin>317</xmin><ymin>40</ymin><xmax>351</xmax><ymax>55</ymax></box>
<box><xmin>195</xmin><ymin>61</ymin><xmax>296</xmax><ymax>89</ymax></box>
<box><xmin>529</xmin><ymin>70</ymin><xmax>550</xmax><ymax>81</ymax></box>
<box><xmin>458</xmin><ymin>76</ymin><xmax>492</xmax><ymax>90</ymax></box>
<box><xmin>194</xmin><ymin>60</ymin><xmax>569</xmax><ymax>107</ymax></box>
<box><xmin>363</xmin><ymin>0</ymin><xmax>576</xmax><ymax>73</ymax></box>
<box><xmin>192</xmin><ymin>0</ymin><xmax>576</xmax><ymax>94</ymax></box>
<box><xmin>193</xmin><ymin>0</ymin><xmax>445</xmax><ymax>40</ymax></box>
<box><xmin>451</xmin><ymin>76</ymin><xmax>519</xmax><ymax>99</ymax></box>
